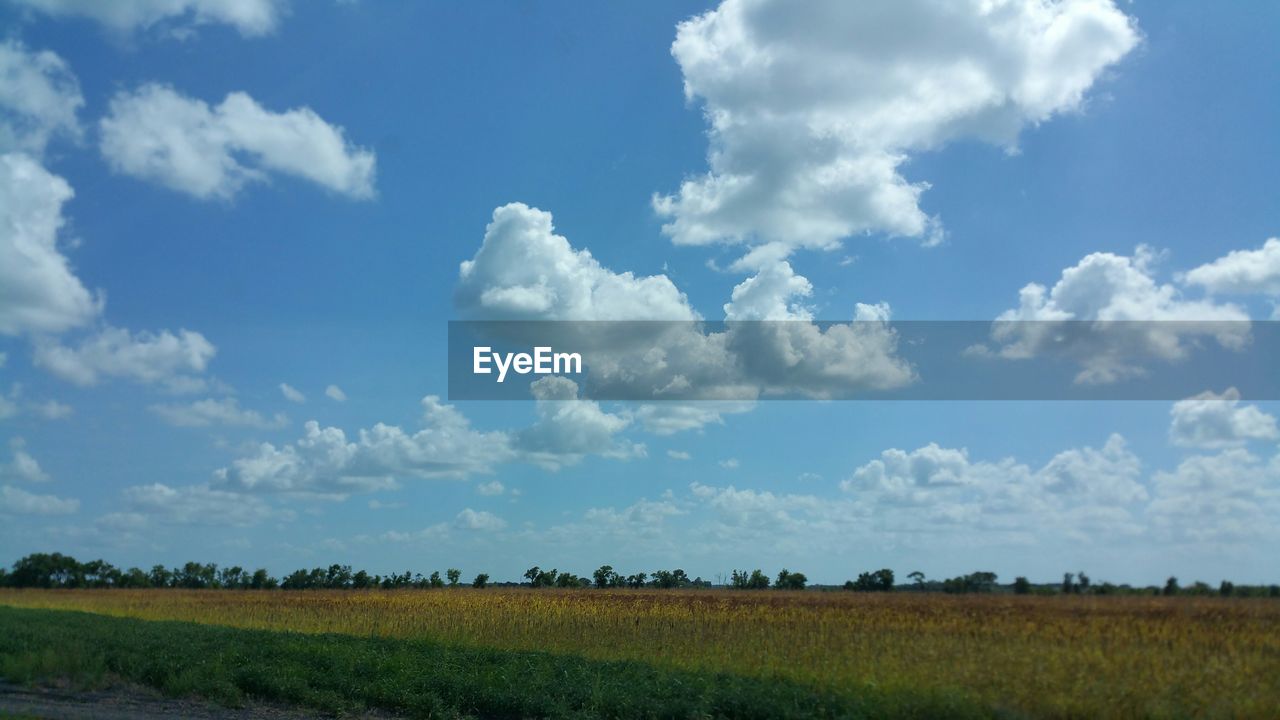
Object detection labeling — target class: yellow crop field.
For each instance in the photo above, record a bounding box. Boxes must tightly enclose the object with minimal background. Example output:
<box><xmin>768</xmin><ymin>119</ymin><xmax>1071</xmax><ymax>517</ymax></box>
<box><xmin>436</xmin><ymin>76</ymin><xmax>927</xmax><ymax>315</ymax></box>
<box><xmin>2</xmin><ymin>587</ymin><xmax>1277</xmax><ymax>718</ymax></box>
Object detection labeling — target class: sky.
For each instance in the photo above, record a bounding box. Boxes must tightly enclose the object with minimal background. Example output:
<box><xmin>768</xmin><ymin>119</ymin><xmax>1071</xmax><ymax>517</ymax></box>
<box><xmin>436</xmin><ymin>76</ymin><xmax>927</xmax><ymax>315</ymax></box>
<box><xmin>1</xmin><ymin>0</ymin><xmax>1278</xmax><ymax>586</ymax></box>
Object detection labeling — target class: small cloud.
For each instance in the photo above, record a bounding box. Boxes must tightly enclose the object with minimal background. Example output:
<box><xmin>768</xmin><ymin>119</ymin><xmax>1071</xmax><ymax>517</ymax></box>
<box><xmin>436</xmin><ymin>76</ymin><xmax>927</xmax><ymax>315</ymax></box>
<box><xmin>325</xmin><ymin>384</ymin><xmax>347</xmax><ymax>402</ymax></box>
<box><xmin>30</xmin><ymin>400</ymin><xmax>73</xmax><ymax>420</ymax></box>
<box><xmin>666</xmin><ymin>450</ymin><xmax>692</xmax><ymax>461</ymax></box>
<box><xmin>476</xmin><ymin>480</ymin><xmax>505</xmax><ymax>496</ymax></box>
<box><xmin>455</xmin><ymin>508</ymin><xmax>506</xmax><ymax>531</ymax></box>
<box><xmin>279</xmin><ymin>383</ymin><xmax>306</xmax><ymax>403</ymax></box>
<box><xmin>367</xmin><ymin>499</ymin><xmax>404</xmax><ymax>510</ymax></box>
<box><xmin>719</xmin><ymin>458</ymin><xmax>740</xmax><ymax>469</ymax></box>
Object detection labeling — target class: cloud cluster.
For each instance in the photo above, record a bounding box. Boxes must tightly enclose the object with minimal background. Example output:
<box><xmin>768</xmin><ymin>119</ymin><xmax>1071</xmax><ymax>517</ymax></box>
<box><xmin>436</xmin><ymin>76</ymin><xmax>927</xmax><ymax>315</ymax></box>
<box><xmin>654</xmin><ymin>0</ymin><xmax>1139</xmax><ymax>251</ymax></box>
<box><xmin>1183</xmin><ymin>238</ymin><xmax>1280</xmax><ymax>298</ymax></box>
<box><xmin>8</xmin><ymin>0</ymin><xmax>289</xmax><ymax>37</ymax></box>
<box><xmin>34</xmin><ymin>326</ymin><xmax>217</xmax><ymax>392</ymax></box>
<box><xmin>0</xmin><ymin>40</ymin><xmax>82</xmax><ymax>154</ymax></box>
<box><xmin>986</xmin><ymin>246</ymin><xmax>1250</xmax><ymax>383</ymax></box>
<box><xmin>151</xmin><ymin>397</ymin><xmax>288</xmax><ymax>429</ymax></box>
<box><xmin>100</xmin><ymin>84</ymin><xmax>376</xmax><ymax>200</ymax></box>
<box><xmin>1168</xmin><ymin>388</ymin><xmax>1279</xmax><ymax>449</ymax></box>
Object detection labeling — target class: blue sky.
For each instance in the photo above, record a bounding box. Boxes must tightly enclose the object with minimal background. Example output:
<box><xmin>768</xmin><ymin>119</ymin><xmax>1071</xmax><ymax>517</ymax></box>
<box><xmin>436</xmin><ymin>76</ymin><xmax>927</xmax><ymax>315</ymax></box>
<box><xmin>1</xmin><ymin>0</ymin><xmax>1278</xmax><ymax>586</ymax></box>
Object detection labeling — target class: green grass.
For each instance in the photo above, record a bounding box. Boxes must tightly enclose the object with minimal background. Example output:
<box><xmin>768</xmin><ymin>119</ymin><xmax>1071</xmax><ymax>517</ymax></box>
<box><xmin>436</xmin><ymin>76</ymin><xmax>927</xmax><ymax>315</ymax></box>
<box><xmin>0</xmin><ymin>607</ymin><xmax>990</xmax><ymax>719</ymax></box>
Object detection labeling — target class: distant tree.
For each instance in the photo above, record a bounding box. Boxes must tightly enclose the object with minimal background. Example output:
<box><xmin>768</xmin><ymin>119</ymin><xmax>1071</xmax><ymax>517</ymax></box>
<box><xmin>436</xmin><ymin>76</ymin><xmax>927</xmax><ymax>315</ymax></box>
<box><xmin>730</xmin><ymin>569</ymin><xmax>770</xmax><ymax>590</ymax></box>
<box><xmin>942</xmin><ymin>571</ymin><xmax>997</xmax><ymax>594</ymax></box>
<box><xmin>1061</xmin><ymin>572</ymin><xmax>1075</xmax><ymax>595</ymax></box>
<box><xmin>472</xmin><ymin>573</ymin><xmax>489</xmax><ymax>588</ymax></box>
<box><xmin>847</xmin><ymin>569</ymin><xmax>894</xmax><ymax>592</ymax></box>
<box><xmin>650</xmin><ymin>569</ymin><xmax>691</xmax><ymax>589</ymax></box>
<box><xmin>625</xmin><ymin>572</ymin><xmax>647</xmax><ymax>589</ymax></box>
<box><xmin>775</xmin><ymin>569</ymin><xmax>808</xmax><ymax>590</ymax></box>
<box><xmin>429</xmin><ymin>571</ymin><xmax>445</xmax><ymax>589</ymax></box>
<box><xmin>907</xmin><ymin>571</ymin><xmax>926</xmax><ymax>589</ymax></box>
<box><xmin>1219</xmin><ymin>580</ymin><xmax>1234</xmax><ymax>597</ymax></box>
<box><xmin>148</xmin><ymin>565</ymin><xmax>173</xmax><ymax>588</ymax></box>
<box><xmin>1014</xmin><ymin>576</ymin><xmax>1032</xmax><ymax>595</ymax></box>
<box><xmin>1163</xmin><ymin>577</ymin><xmax>1180</xmax><ymax>596</ymax></box>
<box><xmin>593</xmin><ymin>565</ymin><xmax>619</xmax><ymax>589</ymax></box>
<box><xmin>1270</xmin><ymin>585</ymin><xmax>1280</xmax><ymax>598</ymax></box>
<box><xmin>250</xmin><ymin>568</ymin><xmax>276</xmax><ymax>589</ymax></box>
<box><xmin>446</xmin><ymin>569</ymin><xmax>461</xmax><ymax>586</ymax></box>
<box><xmin>1077</xmin><ymin>571</ymin><xmax>1091</xmax><ymax>593</ymax></box>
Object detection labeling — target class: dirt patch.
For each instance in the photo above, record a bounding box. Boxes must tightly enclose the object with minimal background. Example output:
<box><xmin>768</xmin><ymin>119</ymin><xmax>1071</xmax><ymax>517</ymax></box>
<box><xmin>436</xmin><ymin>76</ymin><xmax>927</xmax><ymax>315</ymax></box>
<box><xmin>0</xmin><ymin>681</ymin><xmax>397</xmax><ymax>719</ymax></box>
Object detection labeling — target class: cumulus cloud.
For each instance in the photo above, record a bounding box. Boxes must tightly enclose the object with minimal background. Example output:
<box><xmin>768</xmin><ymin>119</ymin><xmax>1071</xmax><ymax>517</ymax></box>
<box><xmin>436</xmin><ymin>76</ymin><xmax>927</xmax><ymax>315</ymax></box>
<box><xmin>666</xmin><ymin>450</ymin><xmax>691</xmax><ymax>461</ymax></box>
<box><xmin>454</xmin><ymin>508</ymin><xmax>506</xmax><ymax>531</ymax></box>
<box><xmin>0</xmin><ymin>483</ymin><xmax>77</xmax><ymax>515</ymax></box>
<box><xmin>123</xmin><ymin>482</ymin><xmax>273</xmax><ymax>526</ymax></box>
<box><xmin>1182</xmin><ymin>238</ymin><xmax>1280</xmax><ymax>297</ymax></box>
<box><xmin>515</xmin><ymin>377</ymin><xmax>643</xmax><ymax>470</ymax></box>
<box><xmin>457</xmin><ymin>203</ymin><xmax>696</xmax><ymax>321</ymax></box>
<box><xmin>150</xmin><ymin>397</ymin><xmax>288</xmax><ymax>429</ymax></box>
<box><xmin>654</xmin><ymin>0</ymin><xmax>1139</xmax><ymax>251</ymax></box>
<box><xmin>0</xmin><ymin>40</ymin><xmax>83</xmax><ymax>154</ymax></box>
<box><xmin>0</xmin><ymin>153</ymin><xmax>100</xmax><ymax>337</ymax></box>
<box><xmin>279</xmin><ymin>383</ymin><xmax>305</xmax><ymax>403</ymax></box>
<box><xmin>1168</xmin><ymin>388</ymin><xmax>1279</xmax><ymax>449</ymax></box>
<box><xmin>100</xmin><ymin>84</ymin><xmax>376</xmax><ymax>200</ymax></box>
<box><xmin>34</xmin><ymin>326</ymin><xmax>216</xmax><ymax>391</ymax></box>
<box><xmin>324</xmin><ymin>384</ymin><xmax>347</xmax><ymax>402</ymax></box>
<box><xmin>8</xmin><ymin>0</ymin><xmax>289</xmax><ymax>37</ymax></box>
<box><xmin>475</xmin><ymin>480</ymin><xmax>505</xmax><ymax>496</ymax></box>
<box><xmin>215</xmin><ymin>395</ymin><xmax>512</xmax><ymax>495</ymax></box>
<box><xmin>985</xmin><ymin>246</ymin><xmax>1250</xmax><ymax>383</ymax></box>
<box><xmin>3</xmin><ymin>440</ymin><xmax>50</xmax><ymax>483</ymax></box>
<box><xmin>842</xmin><ymin>434</ymin><xmax>1146</xmax><ymax>534</ymax></box>
<box><xmin>30</xmin><ymin>399</ymin><xmax>73</xmax><ymax>420</ymax></box>
<box><xmin>1147</xmin><ymin>449</ymin><xmax>1280</xmax><ymax>544</ymax></box>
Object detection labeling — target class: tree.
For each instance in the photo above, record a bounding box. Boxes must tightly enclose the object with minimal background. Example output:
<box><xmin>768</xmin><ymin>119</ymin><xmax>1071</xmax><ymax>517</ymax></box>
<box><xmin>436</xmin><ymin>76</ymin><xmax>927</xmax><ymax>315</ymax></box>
<box><xmin>446</xmin><ymin>568</ymin><xmax>461</xmax><ymax>587</ymax></box>
<box><xmin>1014</xmin><ymin>576</ymin><xmax>1031</xmax><ymax>595</ymax></box>
<box><xmin>907</xmin><ymin>571</ymin><xmax>926</xmax><ymax>589</ymax></box>
<box><xmin>429</xmin><ymin>571</ymin><xmax>445</xmax><ymax>589</ymax></box>
<box><xmin>593</xmin><ymin>565</ymin><xmax>619</xmax><ymax>589</ymax></box>
<box><xmin>1077</xmin><ymin>571</ymin><xmax>1091</xmax><ymax>593</ymax></box>
<box><xmin>775</xmin><ymin>569</ymin><xmax>807</xmax><ymax>590</ymax></box>
<box><xmin>847</xmin><ymin>569</ymin><xmax>894</xmax><ymax>592</ymax></box>
<box><xmin>1218</xmin><ymin>580</ymin><xmax>1234</xmax><ymax>597</ymax></box>
<box><xmin>1163</xmin><ymin>577</ymin><xmax>1179</xmax><ymax>596</ymax></box>
<box><xmin>625</xmin><ymin>572</ymin><xmax>647</xmax><ymax>589</ymax></box>
<box><xmin>730</xmin><ymin>569</ymin><xmax>770</xmax><ymax>590</ymax></box>
<box><xmin>472</xmin><ymin>573</ymin><xmax>489</xmax><ymax>589</ymax></box>
<box><xmin>1062</xmin><ymin>572</ymin><xmax>1076</xmax><ymax>595</ymax></box>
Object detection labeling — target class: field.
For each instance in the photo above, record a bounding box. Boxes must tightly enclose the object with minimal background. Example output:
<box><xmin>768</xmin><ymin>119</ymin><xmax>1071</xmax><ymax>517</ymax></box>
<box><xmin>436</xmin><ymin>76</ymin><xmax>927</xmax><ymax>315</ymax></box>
<box><xmin>2</xmin><ymin>588</ymin><xmax>1278</xmax><ymax>718</ymax></box>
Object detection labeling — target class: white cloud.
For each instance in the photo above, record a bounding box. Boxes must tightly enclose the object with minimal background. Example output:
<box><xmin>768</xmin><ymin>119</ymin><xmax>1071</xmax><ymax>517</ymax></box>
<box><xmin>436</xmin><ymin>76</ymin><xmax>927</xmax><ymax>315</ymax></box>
<box><xmin>3</xmin><ymin>440</ymin><xmax>50</xmax><ymax>483</ymax></box>
<box><xmin>30</xmin><ymin>399</ymin><xmax>73</xmax><ymax>420</ymax></box>
<box><xmin>0</xmin><ymin>40</ymin><xmax>83</xmax><ymax>154</ymax></box>
<box><xmin>987</xmin><ymin>246</ymin><xmax>1250</xmax><ymax>383</ymax></box>
<box><xmin>34</xmin><ymin>325</ymin><xmax>216</xmax><ymax>391</ymax></box>
<box><xmin>215</xmin><ymin>395</ymin><xmax>512</xmax><ymax>495</ymax></box>
<box><xmin>454</xmin><ymin>508</ymin><xmax>506</xmax><ymax>531</ymax></box>
<box><xmin>475</xmin><ymin>480</ymin><xmax>505</xmax><ymax>496</ymax></box>
<box><xmin>516</xmin><ymin>376</ymin><xmax>643</xmax><ymax>470</ymax></box>
<box><xmin>279</xmin><ymin>383</ymin><xmax>305</xmax><ymax>403</ymax></box>
<box><xmin>654</xmin><ymin>0</ymin><xmax>1139</xmax><ymax>251</ymax></box>
<box><xmin>123</xmin><ymin>482</ymin><xmax>273</xmax><ymax>526</ymax></box>
<box><xmin>151</xmin><ymin>397</ymin><xmax>288</xmax><ymax>429</ymax></box>
<box><xmin>1182</xmin><ymin>238</ymin><xmax>1280</xmax><ymax>297</ymax></box>
<box><xmin>719</xmin><ymin>457</ymin><xmax>739</xmax><ymax>469</ymax></box>
<box><xmin>666</xmin><ymin>450</ymin><xmax>691</xmax><ymax>461</ymax></box>
<box><xmin>100</xmin><ymin>84</ymin><xmax>376</xmax><ymax>200</ymax></box>
<box><xmin>842</xmin><ymin>434</ymin><xmax>1146</xmax><ymax>533</ymax></box>
<box><xmin>457</xmin><ymin>203</ymin><xmax>697</xmax><ymax>321</ymax></box>
<box><xmin>0</xmin><ymin>153</ymin><xmax>100</xmax><ymax>337</ymax></box>
<box><xmin>324</xmin><ymin>384</ymin><xmax>347</xmax><ymax>402</ymax></box>
<box><xmin>1168</xmin><ymin>388</ymin><xmax>1279</xmax><ymax>449</ymax></box>
<box><xmin>633</xmin><ymin>403</ymin><xmax>745</xmax><ymax>435</ymax></box>
<box><xmin>1147</xmin><ymin>449</ymin><xmax>1280</xmax><ymax>544</ymax></box>
<box><xmin>8</xmin><ymin>0</ymin><xmax>289</xmax><ymax>37</ymax></box>
<box><xmin>0</xmin><ymin>483</ymin><xmax>77</xmax><ymax>515</ymax></box>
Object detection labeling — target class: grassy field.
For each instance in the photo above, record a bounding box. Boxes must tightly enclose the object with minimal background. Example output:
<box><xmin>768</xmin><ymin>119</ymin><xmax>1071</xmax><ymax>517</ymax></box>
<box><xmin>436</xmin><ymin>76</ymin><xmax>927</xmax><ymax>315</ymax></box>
<box><xmin>2</xmin><ymin>588</ymin><xmax>1278</xmax><ymax>718</ymax></box>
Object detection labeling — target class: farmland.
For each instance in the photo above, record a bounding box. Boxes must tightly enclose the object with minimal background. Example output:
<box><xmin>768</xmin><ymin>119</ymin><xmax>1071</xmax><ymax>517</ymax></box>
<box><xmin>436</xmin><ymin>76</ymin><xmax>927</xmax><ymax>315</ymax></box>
<box><xmin>2</xmin><ymin>588</ymin><xmax>1278</xmax><ymax>718</ymax></box>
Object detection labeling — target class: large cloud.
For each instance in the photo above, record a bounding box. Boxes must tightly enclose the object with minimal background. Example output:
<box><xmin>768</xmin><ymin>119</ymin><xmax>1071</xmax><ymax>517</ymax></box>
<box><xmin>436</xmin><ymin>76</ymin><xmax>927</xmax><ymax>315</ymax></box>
<box><xmin>1168</xmin><ymin>388</ymin><xmax>1279</xmax><ymax>449</ymax></box>
<box><xmin>34</xmin><ymin>326</ymin><xmax>216</xmax><ymax>391</ymax></box>
<box><xmin>0</xmin><ymin>40</ymin><xmax>82</xmax><ymax>154</ymax></box>
<box><xmin>654</xmin><ymin>0</ymin><xmax>1139</xmax><ymax>250</ymax></box>
<box><xmin>0</xmin><ymin>153</ymin><xmax>100</xmax><ymax>336</ymax></box>
<box><xmin>1147</xmin><ymin>449</ymin><xmax>1280</xmax><ymax>544</ymax></box>
<box><xmin>985</xmin><ymin>246</ymin><xmax>1250</xmax><ymax>383</ymax></box>
<box><xmin>458</xmin><ymin>203</ymin><xmax>696</xmax><ymax>321</ymax></box>
<box><xmin>100</xmin><ymin>84</ymin><xmax>376</xmax><ymax>200</ymax></box>
<box><xmin>215</xmin><ymin>396</ymin><xmax>513</xmax><ymax>495</ymax></box>
<box><xmin>515</xmin><ymin>377</ymin><xmax>643</xmax><ymax>470</ymax></box>
<box><xmin>0</xmin><ymin>483</ymin><xmax>78</xmax><ymax>515</ymax></box>
<box><xmin>8</xmin><ymin>0</ymin><xmax>288</xmax><ymax>37</ymax></box>
<box><xmin>1182</xmin><ymin>238</ymin><xmax>1280</xmax><ymax>297</ymax></box>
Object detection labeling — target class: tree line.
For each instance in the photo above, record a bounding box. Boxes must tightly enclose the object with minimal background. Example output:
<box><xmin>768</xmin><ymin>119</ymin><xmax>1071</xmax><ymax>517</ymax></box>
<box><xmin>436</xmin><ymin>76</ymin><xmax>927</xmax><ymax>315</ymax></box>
<box><xmin>2</xmin><ymin>553</ymin><xmax>1276</xmax><ymax>597</ymax></box>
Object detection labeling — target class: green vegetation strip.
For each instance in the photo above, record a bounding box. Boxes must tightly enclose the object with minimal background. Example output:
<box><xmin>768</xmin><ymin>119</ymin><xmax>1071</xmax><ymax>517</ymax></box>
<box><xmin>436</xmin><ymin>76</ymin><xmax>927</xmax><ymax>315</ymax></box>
<box><xmin>0</xmin><ymin>607</ymin><xmax>987</xmax><ymax>719</ymax></box>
